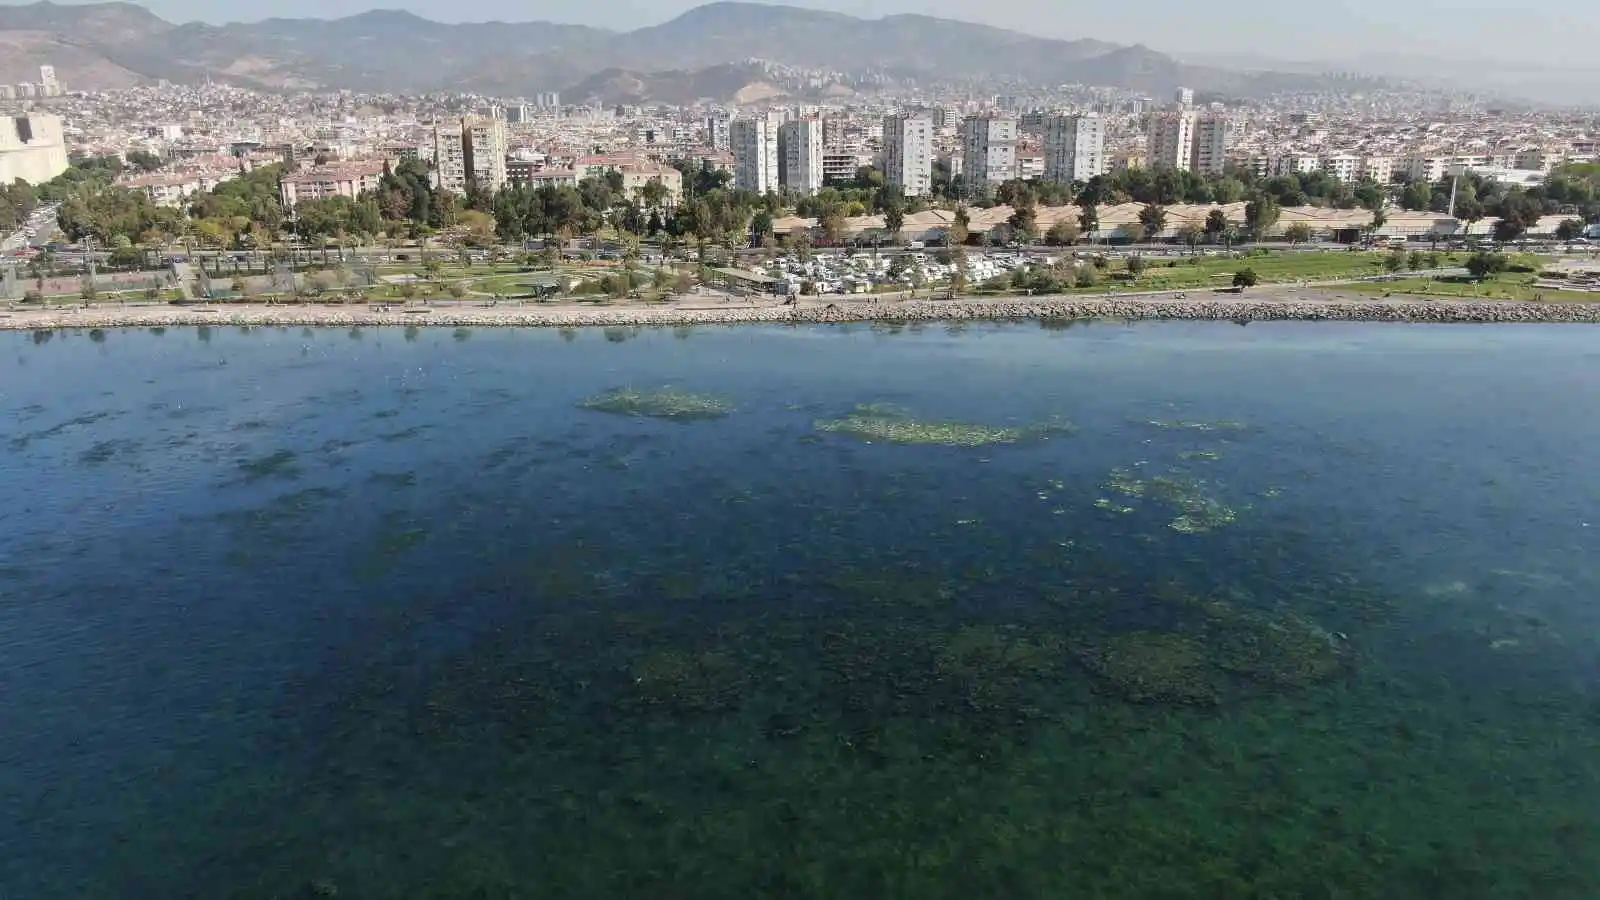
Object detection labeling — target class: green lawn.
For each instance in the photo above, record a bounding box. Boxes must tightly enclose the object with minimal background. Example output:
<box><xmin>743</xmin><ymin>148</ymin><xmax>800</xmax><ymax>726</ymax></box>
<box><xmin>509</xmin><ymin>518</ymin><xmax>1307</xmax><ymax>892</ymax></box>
<box><xmin>1105</xmin><ymin>250</ymin><xmax>1443</xmax><ymax>292</ymax></box>
<box><xmin>1344</xmin><ymin>271</ymin><xmax>1600</xmax><ymax>303</ymax></box>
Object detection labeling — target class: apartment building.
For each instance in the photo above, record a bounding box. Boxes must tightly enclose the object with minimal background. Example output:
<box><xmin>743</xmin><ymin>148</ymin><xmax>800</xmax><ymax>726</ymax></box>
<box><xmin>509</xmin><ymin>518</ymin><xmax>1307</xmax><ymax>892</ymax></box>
<box><xmin>280</xmin><ymin>159</ymin><xmax>392</xmax><ymax>209</ymax></box>
<box><xmin>1042</xmin><ymin>113</ymin><xmax>1106</xmax><ymax>184</ymax></box>
<box><xmin>1515</xmin><ymin>148</ymin><xmax>1562</xmax><ymax>171</ymax></box>
<box><xmin>1190</xmin><ymin>115</ymin><xmax>1233</xmax><ymax>175</ymax></box>
<box><xmin>959</xmin><ymin>115</ymin><xmax>1018</xmax><ymax>191</ymax></box>
<box><xmin>730</xmin><ymin>117</ymin><xmax>778</xmax><ymax>194</ymax></box>
<box><xmin>0</xmin><ymin>113</ymin><xmax>69</xmax><ymax>185</ymax></box>
<box><xmin>1403</xmin><ymin>155</ymin><xmax>1451</xmax><ymax>183</ymax></box>
<box><xmin>822</xmin><ymin>151</ymin><xmax>867</xmax><ymax>185</ymax></box>
<box><xmin>1320</xmin><ymin>153</ymin><xmax>1361</xmax><ymax>182</ymax></box>
<box><xmin>433</xmin><ymin>113</ymin><xmax>508</xmax><ymax>195</ymax></box>
<box><xmin>1147</xmin><ymin>112</ymin><xmax>1194</xmax><ymax>171</ymax></box>
<box><xmin>778</xmin><ymin>117</ymin><xmax>824</xmax><ymax>195</ymax></box>
<box><xmin>882</xmin><ymin>113</ymin><xmax>934</xmax><ymax>197</ymax></box>
<box><xmin>1274</xmin><ymin>154</ymin><xmax>1322</xmax><ymax>176</ymax></box>
<box><xmin>705</xmin><ymin>115</ymin><xmax>731</xmax><ymax>152</ymax></box>
<box><xmin>1360</xmin><ymin>156</ymin><xmax>1395</xmax><ymax>183</ymax></box>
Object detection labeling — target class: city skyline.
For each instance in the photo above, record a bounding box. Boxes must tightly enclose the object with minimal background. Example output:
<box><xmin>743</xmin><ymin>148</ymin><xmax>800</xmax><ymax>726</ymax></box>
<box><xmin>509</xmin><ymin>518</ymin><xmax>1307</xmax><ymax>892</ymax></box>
<box><xmin>0</xmin><ymin>0</ymin><xmax>1594</xmax><ymax>68</ymax></box>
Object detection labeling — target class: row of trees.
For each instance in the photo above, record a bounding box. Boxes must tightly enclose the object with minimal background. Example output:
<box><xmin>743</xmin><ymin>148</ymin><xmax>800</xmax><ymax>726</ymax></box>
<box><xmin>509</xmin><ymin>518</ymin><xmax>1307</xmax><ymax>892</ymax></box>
<box><xmin>31</xmin><ymin>147</ymin><xmax>1600</xmax><ymax>268</ymax></box>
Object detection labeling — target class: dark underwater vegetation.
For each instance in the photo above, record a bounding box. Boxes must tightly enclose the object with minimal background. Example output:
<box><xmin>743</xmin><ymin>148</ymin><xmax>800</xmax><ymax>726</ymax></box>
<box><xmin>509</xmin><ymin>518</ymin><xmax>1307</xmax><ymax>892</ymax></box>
<box><xmin>2</xmin><ymin>321</ymin><xmax>1598</xmax><ymax>898</ymax></box>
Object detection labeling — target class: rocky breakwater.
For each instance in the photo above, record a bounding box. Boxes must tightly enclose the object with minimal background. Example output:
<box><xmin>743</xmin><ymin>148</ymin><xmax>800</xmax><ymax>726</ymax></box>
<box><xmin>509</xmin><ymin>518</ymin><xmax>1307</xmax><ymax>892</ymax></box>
<box><xmin>5</xmin><ymin>295</ymin><xmax>1600</xmax><ymax>331</ymax></box>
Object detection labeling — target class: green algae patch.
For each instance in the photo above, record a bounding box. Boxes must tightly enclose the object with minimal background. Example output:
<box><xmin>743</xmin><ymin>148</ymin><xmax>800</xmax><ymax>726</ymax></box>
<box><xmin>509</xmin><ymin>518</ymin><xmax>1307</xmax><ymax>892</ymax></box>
<box><xmin>236</xmin><ymin>449</ymin><xmax>301</xmax><ymax>483</ymax></box>
<box><xmin>580</xmin><ymin>387</ymin><xmax>732</xmax><ymax>421</ymax></box>
<box><xmin>1211</xmin><ymin>613</ymin><xmax>1348</xmax><ymax>688</ymax></box>
<box><xmin>1142</xmin><ymin>418</ymin><xmax>1251</xmax><ymax>433</ymax></box>
<box><xmin>1098</xmin><ymin>467</ymin><xmax>1239</xmax><ymax>534</ymax></box>
<box><xmin>816</xmin><ymin>404</ymin><xmax>1071</xmax><ymax>447</ymax></box>
<box><xmin>627</xmin><ymin>648</ymin><xmax>748</xmax><ymax>714</ymax></box>
<box><xmin>1075</xmin><ymin>632</ymin><xmax>1220</xmax><ymax>706</ymax></box>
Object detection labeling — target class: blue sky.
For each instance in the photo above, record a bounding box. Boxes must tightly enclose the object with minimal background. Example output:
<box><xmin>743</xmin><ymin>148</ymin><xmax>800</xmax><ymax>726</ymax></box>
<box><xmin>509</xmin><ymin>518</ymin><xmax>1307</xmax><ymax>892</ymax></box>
<box><xmin>3</xmin><ymin>0</ymin><xmax>1591</xmax><ymax>66</ymax></box>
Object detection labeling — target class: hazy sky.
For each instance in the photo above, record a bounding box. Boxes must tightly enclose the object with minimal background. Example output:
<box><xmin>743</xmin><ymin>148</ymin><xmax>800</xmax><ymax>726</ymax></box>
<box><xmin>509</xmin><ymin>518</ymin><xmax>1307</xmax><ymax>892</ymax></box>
<box><xmin>4</xmin><ymin>0</ymin><xmax>1592</xmax><ymax>66</ymax></box>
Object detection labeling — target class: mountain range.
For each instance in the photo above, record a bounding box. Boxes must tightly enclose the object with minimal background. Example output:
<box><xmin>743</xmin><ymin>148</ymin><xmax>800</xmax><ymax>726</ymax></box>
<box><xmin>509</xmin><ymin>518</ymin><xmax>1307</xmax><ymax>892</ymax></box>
<box><xmin>0</xmin><ymin>0</ymin><xmax>1391</xmax><ymax>102</ymax></box>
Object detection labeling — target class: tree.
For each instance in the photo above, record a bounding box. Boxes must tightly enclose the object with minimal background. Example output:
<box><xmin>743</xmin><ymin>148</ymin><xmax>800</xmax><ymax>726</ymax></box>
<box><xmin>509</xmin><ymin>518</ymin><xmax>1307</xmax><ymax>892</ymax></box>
<box><xmin>458</xmin><ymin>209</ymin><xmax>496</xmax><ymax>247</ymax></box>
<box><xmin>1383</xmin><ymin>249</ymin><xmax>1406</xmax><ymax>273</ymax></box>
<box><xmin>1492</xmin><ymin>217</ymin><xmax>1527</xmax><ymax>243</ymax></box>
<box><xmin>1407</xmin><ymin>250</ymin><xmax>1425</xmax><ymax>271</ymax></box>
<box><xmin>1401</xmin><ymin>180</ymin><xmax>1433</xmax><ymax>212</ymax></box>
<box><xmin>1465</xmin><ymin>251</ymin><xmax>1509</xmax><ymax>280</ymax></box>
<box><xmin>1556</xmin><ymin>218</ymin><xmax>1585</xmax><ymax>241</ymax></box>
<box><xmin>1456</xmin><ymin>198</ymin><xmax>1486</xmax><ymax>237</ymax></box>
<box><xmin>1077</xmin><ymin>204</ymin><xmax>1099</xmax><ymax>241</ymax></box>
<box><xmin>884</xmin><ymin>204</ymin><xmax>905</xmax><ymax>243</ymax></box>
<box><xmin>1244</xmin><ymin>195</ymin><xmax>1281</xmax><ymax>241</ymax></box>
<box><xmin>1232</xmin><ymin>268</ymin><xmax>1259</xmax><ymax>288</ymax></box>
<box><xmin>1204</xmin><ymin>209</ymin><xmax>1230</xmax><ymax>243</ymax></box>
<box><xmin>1126</xmin><ymin>255</ymin><xmax>1147</xmax><ymax>277</ymax></box>
<box><xmin>1368</xmin><ymin>208</ymin><xmax>1388</xmax><ymax>242</ymax></box>
<box><xmin>950</xmin><ymin>205</ymin><xmax>971</xmax><ymax>247</ymax></box>
<box><xmin>1177</xmin><ymin>224</ymin><xmax>1204</xmax><ymax>253</ymax></box>
<box><xmin>1044</xmin><ymin>220</ymin><xmax>1080</xmax><ymax>246</ymax></box>
<box><xmin>750</xmin><ymin>209</ymin><xmax>774</xmax><ymax>243</ymax></box>
<box><xmin>1007</xmin><ymin>186</ymin><xmax>1038</xmax><ymax>244</ymax></box>
<box><xmin>1284</xmin><ymin>222</ymin><xmax>1314</xmax><ymax>246</ymax></box>
<box><xmin>1138</xmin><ymin>204</ymin><xmax>1168</xmax><ymax>241</ymax></box>
<box><xmin>125</xmin><ymin>149</ymin><xmax>163</xmax><ymax>172</ymax></box>
<box><xmin>1074</xmin><ymin>266</ymin><xmax>1098</xmax><ymax>289</ymax></box>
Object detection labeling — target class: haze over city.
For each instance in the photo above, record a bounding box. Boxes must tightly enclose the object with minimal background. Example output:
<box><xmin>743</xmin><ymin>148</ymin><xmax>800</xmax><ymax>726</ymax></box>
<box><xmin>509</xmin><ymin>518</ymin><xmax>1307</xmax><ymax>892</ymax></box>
<box><xmin>0</xmin><ymin>0</ymin><xmax>1594</xmax><ymax>67</ymax></box>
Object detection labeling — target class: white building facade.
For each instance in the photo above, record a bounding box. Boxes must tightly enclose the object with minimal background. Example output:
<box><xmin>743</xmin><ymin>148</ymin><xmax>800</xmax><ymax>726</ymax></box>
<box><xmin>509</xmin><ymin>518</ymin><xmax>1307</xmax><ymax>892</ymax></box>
<box><xmin>778</xmin><ymin>117</ymin><xmax>824</xmax><ymax>195</ymax></box>
<box><xmin>959</xmin><ymin>115</ymin><xmax>1018</xmax><ymax>191</ymax></box>
<box><xmin>1042</xmin><ymin>114</ymin><xmax>1106</xmax><ymax>184</ymax></box>
<box><xmin>881</xmin><ymin>113</ymin><xmax>934</xmax><ymax>197</ymax></box>
<box><xmin>1147</xmin><ymin>112</ymin><xmax>1195</xmax><ymax>171</ymax></box>
<box><xmin>730</xmin><ymin>117</ymin><xmax>778</xmax><ymax>194</ymax></box>
<box><xmin>432</xmin><ymin>114</ymin><xmax>508</xmax><ymax>195</ymax></box>
<box><xmin>1189</xmin><ymin>115</ymin><xmax>1233</xmax><ymax>175</ymax></box>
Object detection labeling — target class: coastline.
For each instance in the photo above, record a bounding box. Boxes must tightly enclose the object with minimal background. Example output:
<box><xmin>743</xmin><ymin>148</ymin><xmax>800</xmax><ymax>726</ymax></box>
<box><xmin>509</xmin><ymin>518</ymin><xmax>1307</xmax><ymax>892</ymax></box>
<box><xmin>6</xmin><ymin>292</ymin><xmax>1600</xmax><ymax>331</ymax></box>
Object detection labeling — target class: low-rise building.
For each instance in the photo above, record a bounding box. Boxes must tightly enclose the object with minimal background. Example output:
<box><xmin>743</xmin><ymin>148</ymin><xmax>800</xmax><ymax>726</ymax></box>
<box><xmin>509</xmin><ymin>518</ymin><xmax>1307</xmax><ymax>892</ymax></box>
<box><xmin>279</xmin><ymin>158</ymin><xmax>392</xmax><ymax>209</ymax></box>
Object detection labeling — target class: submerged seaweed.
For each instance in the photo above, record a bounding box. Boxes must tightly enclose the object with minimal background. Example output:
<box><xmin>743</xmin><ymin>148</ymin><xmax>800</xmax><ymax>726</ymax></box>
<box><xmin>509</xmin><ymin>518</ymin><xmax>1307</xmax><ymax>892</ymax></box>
<box><xmin>579</xmin><ymin>387</ymin><xmax>733</xmax><ymax>421</ymax></box>
<box><xmin>1074</xmin><ymin>631</ymin><xmax>1220</xmax><ymax>705</ymax></box>
<box><xmin>815</xmin><ymin>403</ymin><xmax>1071</xmax><ymax>447</ymax></box>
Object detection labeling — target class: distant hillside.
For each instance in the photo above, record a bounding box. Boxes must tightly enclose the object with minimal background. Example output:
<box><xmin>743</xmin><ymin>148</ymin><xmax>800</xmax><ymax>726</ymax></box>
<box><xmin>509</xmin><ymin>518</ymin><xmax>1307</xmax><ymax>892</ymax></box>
<box><xmin>0</xmin><ymin>0</ymin><xmax>1391</xmax><ymax>98</ymax></box>
<box><xmin>563</xmin><ymin>64</ymin><xmax>797</xmax><ymax>107</ymax></box>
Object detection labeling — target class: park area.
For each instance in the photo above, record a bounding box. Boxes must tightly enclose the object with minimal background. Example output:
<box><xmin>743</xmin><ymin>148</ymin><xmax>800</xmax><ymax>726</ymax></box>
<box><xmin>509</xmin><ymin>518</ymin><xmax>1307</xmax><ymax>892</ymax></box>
<box><xmin>2</xmin><ymin>244</ymin><xmax>1582</xmax><ymax>309</ymax></box>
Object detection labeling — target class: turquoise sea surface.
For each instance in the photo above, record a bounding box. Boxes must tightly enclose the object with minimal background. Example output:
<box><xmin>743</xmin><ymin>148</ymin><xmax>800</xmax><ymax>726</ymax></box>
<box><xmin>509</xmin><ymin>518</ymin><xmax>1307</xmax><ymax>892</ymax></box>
<box><xmin>2</xmin><ymin>320</ymin><xmax>1598</xmax><ymax>898</ymax></box>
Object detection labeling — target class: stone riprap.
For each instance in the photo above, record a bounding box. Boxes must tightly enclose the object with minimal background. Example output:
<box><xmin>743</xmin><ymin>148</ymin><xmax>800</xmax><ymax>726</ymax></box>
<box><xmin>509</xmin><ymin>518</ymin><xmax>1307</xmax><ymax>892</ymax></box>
<box><xmin>5</xmin><ymin>295</ymin><xmax>1600</xmax><ymax>331</ymax></box>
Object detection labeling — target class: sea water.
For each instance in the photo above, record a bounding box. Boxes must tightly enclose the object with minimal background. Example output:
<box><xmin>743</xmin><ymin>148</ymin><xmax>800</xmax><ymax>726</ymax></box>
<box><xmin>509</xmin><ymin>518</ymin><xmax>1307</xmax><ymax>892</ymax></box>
<box><xmin>2</xmin><ymin>321</ymin><xmax>1597</xmax><ymax>898</ymax></box>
